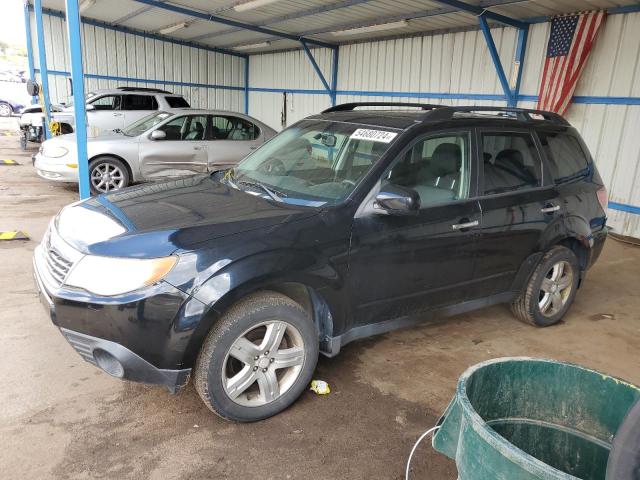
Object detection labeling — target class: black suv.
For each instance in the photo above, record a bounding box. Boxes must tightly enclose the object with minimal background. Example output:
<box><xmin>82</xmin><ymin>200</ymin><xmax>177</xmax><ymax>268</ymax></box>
<box><xmin>33</xmin><ymin>103</ymin><xmax>608</xmax><ymax>421</ymax></box>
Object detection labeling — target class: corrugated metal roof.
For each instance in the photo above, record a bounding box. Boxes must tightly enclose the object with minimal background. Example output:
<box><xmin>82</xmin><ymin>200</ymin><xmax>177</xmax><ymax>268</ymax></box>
<box><xmin>41</xmin><ymin>0</ymin><xmax>639</xmax><ymax>53</ymax></box>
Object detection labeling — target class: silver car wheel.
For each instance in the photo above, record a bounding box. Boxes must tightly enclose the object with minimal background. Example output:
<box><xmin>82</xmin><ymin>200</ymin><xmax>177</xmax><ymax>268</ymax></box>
<box><xmin>538</xmin><ymin>260</ymin><xmax>573</xmax><ymax>317</ymax></box>
<box><xmin>222</xmin><ymin>320</ymin><xmax>305</xmax><ymax>407</ymax></box>
<box><xmin>91</xmin><ymin>162</ymin><xmax>125</xmax><ymax>192</ymax></box>
<box><xmin>0</xmin><ymin>103</ymin><xmax>12</xmax><ymax>117</ymax></box>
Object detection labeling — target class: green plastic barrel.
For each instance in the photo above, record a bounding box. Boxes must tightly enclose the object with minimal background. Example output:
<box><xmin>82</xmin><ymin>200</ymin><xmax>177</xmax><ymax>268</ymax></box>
<box><xmin>432</xmin><ymin>358</ymin><xmax>640</xmax><ymax>480</ymax></box>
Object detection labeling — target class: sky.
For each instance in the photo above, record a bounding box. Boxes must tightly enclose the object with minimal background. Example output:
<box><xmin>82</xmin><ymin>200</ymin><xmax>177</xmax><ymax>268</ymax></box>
<box><xmin>1</xmin><ymin>0</ymin><xmax>27</xmax><ymax>48</ymax></box>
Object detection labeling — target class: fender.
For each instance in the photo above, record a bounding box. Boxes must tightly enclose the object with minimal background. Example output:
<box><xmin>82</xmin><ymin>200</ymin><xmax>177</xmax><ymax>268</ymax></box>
<box><xmin>177</xmin><ymin>248</ymin><xmax>348</xmax><ymax>367</ymax></box>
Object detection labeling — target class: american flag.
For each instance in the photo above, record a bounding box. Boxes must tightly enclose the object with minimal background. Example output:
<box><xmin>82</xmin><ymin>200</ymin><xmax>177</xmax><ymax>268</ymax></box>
<box><xmin>537</xmin><ymin>11</ymin><xmax>606</xmax><ymax>115</ymax></box>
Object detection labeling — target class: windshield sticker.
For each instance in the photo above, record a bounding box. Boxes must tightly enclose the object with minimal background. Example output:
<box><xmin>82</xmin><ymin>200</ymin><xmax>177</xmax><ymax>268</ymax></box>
<box><xmin>350</xmin><ymin>128</ymin><xmax>398</xmax><ymax>143</ymax></box>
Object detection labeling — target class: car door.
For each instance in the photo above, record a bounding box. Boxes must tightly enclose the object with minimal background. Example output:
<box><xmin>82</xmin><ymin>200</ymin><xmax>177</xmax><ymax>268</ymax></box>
<box><xmin>348</xmin><ymin>130</ymin><xmax>481</xmax><ymax>327</ymax></box>
<box><xmin>138</xmin><ymin>114</ymin><xmax>210</xmax><ymax>180</ymax></box>
<box><xmin>86</xmin><ymin>94</ymin><xmax>124</xmax><ymax>131</ymax></box>
<box><xmin>120</xmin><ymin>94</ymin><xmax>159</xmax><ymax>127</ymax></box>
<box><xmin>206</xmin><ymin>115</ymin><xmax>264</xmax><ymax>170</ymax></box>
<box><xmin>473</xmin><ymin>128</ymin><xmax>560</xmax><ymax>298</ymax></box>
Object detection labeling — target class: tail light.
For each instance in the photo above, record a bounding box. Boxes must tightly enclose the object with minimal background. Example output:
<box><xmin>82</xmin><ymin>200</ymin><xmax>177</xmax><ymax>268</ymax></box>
<box><xmin>597</xmin><ymin>186</ymin><xmax>608</xmax><ymax>211</ymax></box>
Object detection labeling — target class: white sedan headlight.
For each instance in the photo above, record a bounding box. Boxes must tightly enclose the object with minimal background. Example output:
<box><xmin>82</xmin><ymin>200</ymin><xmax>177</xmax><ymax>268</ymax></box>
<box><xmin>65</xmin><ymin>255</ymin><xmax>177</xmax><ymax>296</ymax></box>
<box><xmin>42</xmin><ymin>144</ymin><xmax>69</xmax><ymax>158</ymax></box>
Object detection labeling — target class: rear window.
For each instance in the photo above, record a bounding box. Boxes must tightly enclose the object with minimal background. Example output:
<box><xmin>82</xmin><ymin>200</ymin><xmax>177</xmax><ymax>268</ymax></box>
<box><xmin>165</xmin><ymin>96</ymin><xmax>190</xmax><ymax>108</ymax></box>
<box><xmin>538</xmin><ymin>131</ymin><xmax>590</xmax><ymax>183</ymax></box>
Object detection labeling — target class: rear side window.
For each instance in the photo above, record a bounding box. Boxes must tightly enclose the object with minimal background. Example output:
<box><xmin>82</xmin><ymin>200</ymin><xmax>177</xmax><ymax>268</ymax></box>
<box><xmin>165</xmin><ymin>96</ymin><xmax>190</xmax><ymax>108</ymax></box>
<box><xmin>537</xmin><ymin>131</ymin><xmax>590</xmax><ymax>183</ymax></box>
<box><xmin>482</xmin><ymin>132</ymin><xmax>542</xmax><ymax>195</ymax></box>
<box><xmin>122</xmin><ymin>94</ymin><xmax>158</xmax><ymax>110</ymax></box>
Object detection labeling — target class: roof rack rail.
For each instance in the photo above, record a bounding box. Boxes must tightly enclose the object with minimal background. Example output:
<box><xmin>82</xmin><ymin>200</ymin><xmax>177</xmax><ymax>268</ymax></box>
<box><xmin>422</xmin><ymin>106</ymin><xmax>570</xmax><ymax>126</ymax></box>
<box><xmin>116</xmin><ymin>87</ymin><xmax>171</xmax><ymax>94</ymax></box>
<box><xmin>322</xmin><ymin>102</ymin><xmax>443</xmax><ymax>113</ymax></box>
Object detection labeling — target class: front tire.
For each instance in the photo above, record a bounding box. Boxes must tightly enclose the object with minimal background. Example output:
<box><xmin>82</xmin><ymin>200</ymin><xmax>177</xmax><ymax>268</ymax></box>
<box><xmin>89</xmin><ymin>157</ymin><xmax>130</xmax><ymax>194</ymax></box>
<box><xmin>0</xmin><ymin>102</ymin><xmax>13</xmax><ymax>117</ymax></box>
<box><xmin>194</xmin><ymin>291</ymin><xmax>319</xmax><ymax>422</ymax></box>
<box><xmin>511</xmin><ymin>246</ymin><xmax>580</xmax><ymax>327</ymax></box>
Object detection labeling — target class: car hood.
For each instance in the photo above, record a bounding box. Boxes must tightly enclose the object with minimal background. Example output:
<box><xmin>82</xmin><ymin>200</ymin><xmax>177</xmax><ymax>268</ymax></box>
<box><xmin>55</xmin><ymin>175</ymin><xmax>319</xmax><ymax>257</ymax></box>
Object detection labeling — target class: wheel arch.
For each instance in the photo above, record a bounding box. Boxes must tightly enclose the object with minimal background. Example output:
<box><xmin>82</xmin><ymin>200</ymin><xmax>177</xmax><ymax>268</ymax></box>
<box><xmin>89</xmin><ymin>153</ymin><xmax>134</xmax><ymax>182</ymax></box>
<box><xmin>180</xmin><ymin>276</ymin><xmax>339</xmax><ymax>368</ymax></box>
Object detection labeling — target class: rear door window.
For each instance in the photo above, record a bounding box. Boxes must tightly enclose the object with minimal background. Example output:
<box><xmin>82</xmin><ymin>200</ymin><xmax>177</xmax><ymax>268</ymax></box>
<box><xmin>537</xmin><ymin>131</ymin><xmax>590</xmax><ymax>183</ymax></box>
<box><xmin>121</xmin><ymin>94</ymin><xmax>158</xmax><ymax>111</ymax></box>
<box><xmin>481</xmin><ymin>132</ymin><xmax>542</xmax><ymax>195</ymax></box>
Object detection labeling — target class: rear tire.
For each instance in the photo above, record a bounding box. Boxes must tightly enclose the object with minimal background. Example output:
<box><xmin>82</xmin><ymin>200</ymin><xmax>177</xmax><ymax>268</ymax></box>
<box><xmin>511</xmin><ymin>246</ymin><xmax>579</xmax><ymax>327</ymax></box>
<box><xmin>89</xmin><ymin>157</ymin><xmax>130</xmax><ymax>195</ymax></box>
<box><xmin>194</xmin><ymin>291</ymin><xmax>319</xmax><ymax>422</ymax></box>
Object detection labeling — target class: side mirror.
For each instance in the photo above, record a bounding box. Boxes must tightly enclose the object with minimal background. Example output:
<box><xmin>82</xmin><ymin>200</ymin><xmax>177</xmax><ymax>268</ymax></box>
<box><xmin>374</xmin><ymin>184</ymin><xmax>420</xmax><ymax>215</ymax></box>
<box><xmin>85</xmin><ymin>104</ymin><xmax>95</xmax><ymax>111</ymax></box>
<box><xmin>150</xmin><ymin>130</ymin><xmax>166</xmax><ymax>141</ymax></box>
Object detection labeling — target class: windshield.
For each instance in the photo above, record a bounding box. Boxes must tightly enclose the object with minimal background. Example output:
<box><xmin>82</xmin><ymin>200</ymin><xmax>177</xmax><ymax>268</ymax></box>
<box><xmin>122</xmin><ymin>111</ymin><xmax>173</xmax><ymax>136</ymax></box>
<box><xmin>226</xmin><ymin>119</ymin><xmax>399</xmax><ymax>206</ymax></box>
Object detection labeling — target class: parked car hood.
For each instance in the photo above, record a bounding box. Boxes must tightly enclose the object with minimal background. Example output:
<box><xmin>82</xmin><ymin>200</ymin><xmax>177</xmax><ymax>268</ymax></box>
<box><xmin>55</xmin><ymin>175</ymin><xmax>319</xmax><ymax>257</ymax></box>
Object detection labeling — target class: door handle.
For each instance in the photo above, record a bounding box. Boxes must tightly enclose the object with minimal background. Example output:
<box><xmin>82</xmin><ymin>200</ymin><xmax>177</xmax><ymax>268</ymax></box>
<box><xmin>541</xmin><ymin>204</ymin><xmax>560</xmax><ymax>214</ymax></box>
<box><xmin>451</xmin><ymin>220</ymin><xmax>479</xmax><ymax>230</ymax></box>
<box><xmin>250</xmin><ymin>146</ymin><xmax>258</xmax><ymax>150</ymax></box>
<box><xmin>112</xmin><ymin>112</ymin><xmax>123</xmax><ymax>117</ymax></box>
<box><xmin>193</xmin><ymin>146</ymin><xmax>205</xmax><ymax>151</ymax></box>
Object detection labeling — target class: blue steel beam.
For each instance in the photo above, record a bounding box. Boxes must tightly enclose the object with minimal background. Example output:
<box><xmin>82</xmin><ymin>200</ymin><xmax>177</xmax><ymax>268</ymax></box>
<box><xmin>244</xmin><ymin>57</ymin><xmax>249</xmax><ymax>114</ymax></box>
<box><xmin>23</xmin><ymin>1</ymin><xmax>37</xmax><ymax>104</ymax></box>
<box><xmin>225</xmin><ymin>0</ymin><xmax>527</xmax><ymax>49</ymax></box>
<box><xmin>478</xmin><ymin>14</ymin><xmax>515</xmax><ymax>106</ymax></box>
<box><xmin>330</xmin><ymin>48</ymin><xmax>339</xmax><ymax>107</ymax></box>
<box><xmin>188</xmin><ymin>0</ymin><xmax>371</xmax><ymax>42</ymax></box>
<box><xmin>37</xmin><ymin>7</ymin><xmax>246</xmax><ymax>59</ymax></box>
<box><xmin>300</xmin><ymin>40</ymin><xmax>332</xmax><ymax>99</ymax></box>
<box><xmin>511</xmin><ymin>25</ymin><xmax>529</xmax><ymax>106</ymax></box>
<box><xmin>432</xmin><ymin>0</ymin><xmax>527</xmax><ymax>29</ymax></box>
<box><xmin>34</xmin><ymin>0</ymin><xmax>52</xmax><ymax>139</ymax></box>
<box><xmin>64</xmin><ymin>0</ymin><xmax>90</xmax><ymax>199</ymax></box>
<box><xmin>131</xmin><ymin>0</ymin><xmax>336</xmax><ymax>49</ymax></box>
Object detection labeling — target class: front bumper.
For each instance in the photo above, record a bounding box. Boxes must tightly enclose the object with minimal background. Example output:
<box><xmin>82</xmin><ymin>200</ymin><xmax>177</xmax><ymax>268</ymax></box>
<box><xmin>34</xmin><ymin>152</ymin><xmax>79</xmax><ymax>183</ymax></box>
<box><xmin>33</xmin><ymin>239</ymin><xmax>195</xmax><ymax>393</ymax></box>
<box><xmin>59</xmin><ymin>328</ymin><xmax>190</xmax><ymax>393</ymax></box>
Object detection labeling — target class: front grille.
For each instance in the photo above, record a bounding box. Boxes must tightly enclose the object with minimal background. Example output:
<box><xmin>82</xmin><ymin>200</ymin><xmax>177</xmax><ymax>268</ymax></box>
<box><xmin>61</xmin><ymin>330</ymin><xmax>97</xmax><ymax>365</ymax></box>
<box><xmin>44</xmin><ymin>246</ymin><xmax>73</xmax><ymax>285</ymax></box>
<box><xmin>40</xmin><ymin>227</ymin><xmax>77</xmax><ymax>288</ymax></box>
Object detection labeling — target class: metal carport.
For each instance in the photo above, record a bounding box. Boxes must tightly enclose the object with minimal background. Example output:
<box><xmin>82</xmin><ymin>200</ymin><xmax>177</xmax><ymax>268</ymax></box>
<box><xmin>23</xmin><ymin>0</ymin><xmax>640</xmax><ymax>236</ymax></box>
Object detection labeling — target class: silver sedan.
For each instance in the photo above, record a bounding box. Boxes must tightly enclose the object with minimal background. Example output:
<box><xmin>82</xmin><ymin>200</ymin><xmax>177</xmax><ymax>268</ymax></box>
<box><xmin>34</xmin><ymin>109</ymin><xmax>277</xmax><ymax>194</ymax></box>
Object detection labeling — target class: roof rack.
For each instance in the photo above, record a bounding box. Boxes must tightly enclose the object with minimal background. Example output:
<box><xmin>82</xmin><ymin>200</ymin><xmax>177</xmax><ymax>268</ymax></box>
<box><xmin>422</xmin><ymin>105</ymin><xmax>570</xmax><ymax>125</ymax></box>
<box><xmin>116</xmin><ymin>87</ymin><xmax>171</xmax><ymax>94</ymax></box>
<box><xmin>322</xmin><ymin>102</ymin><xmax>443</xmax><ymax>113</ymax></box>
<box><xmin>322</xmin><ymin>102</ymin><xmax>569</xmax><ymax>126</ymax></box>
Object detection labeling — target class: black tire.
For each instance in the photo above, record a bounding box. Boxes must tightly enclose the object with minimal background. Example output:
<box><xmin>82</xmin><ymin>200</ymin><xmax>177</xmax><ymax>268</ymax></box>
<box><xmin>0</xmin><ymin>102</ymin><xmax>13</xmax><ymax>117</ymax></box>
<box><xmin>89</xmin><ymin>157</ymin><xmax>130</xmax><ymax>195</ymax></box>
<box><xmin>194</xmin><ymin>291</ymin><xmax>319</xmax><ymax>422</ymax></box>
<box><xmin>511</xmin><ymin>246</ymin><xmax>580</xmax><ymax>327</ymax></box>
<box><xmin>606</xmin><ymin>398</ymin><xmax>640</xmax><ymax>479</ymax></box>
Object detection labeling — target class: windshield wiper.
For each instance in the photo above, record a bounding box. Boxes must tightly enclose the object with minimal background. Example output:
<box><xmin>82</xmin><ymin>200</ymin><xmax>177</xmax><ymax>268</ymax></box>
<box><xmin>236</xmin><ymin>180</ymin><xmax>286</xmax><ymax>202</ymax></box>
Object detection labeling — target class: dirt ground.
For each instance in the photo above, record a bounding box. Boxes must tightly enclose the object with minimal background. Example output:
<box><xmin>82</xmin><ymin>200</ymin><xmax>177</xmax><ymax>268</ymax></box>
<box><xmin>0</xmin><ymin>125</ymin><xmax>639</xmax><ymax>480</ymax></box>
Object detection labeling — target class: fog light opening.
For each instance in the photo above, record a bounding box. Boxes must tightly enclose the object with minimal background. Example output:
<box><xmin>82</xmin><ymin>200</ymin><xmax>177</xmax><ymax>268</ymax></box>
<box><xmin>93</xmin><ymin>349</ymin><xmax>125</xmax><ymax>378</ymax></box>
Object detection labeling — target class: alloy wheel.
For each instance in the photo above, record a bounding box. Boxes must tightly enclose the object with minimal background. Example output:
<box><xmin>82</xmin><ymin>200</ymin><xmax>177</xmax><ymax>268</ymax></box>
<box><xmin>91</xmin><ymin>162</ymin><xmax>125</xmax><ymax>192</ymax></box>
<box><xmin>538</xmin><ymin>260</ymin><xmax>573</xmax><ymax>317</ymax></box>
<box><xmin>0</xmin><ymin>104</ymin><xmax>12</xmax><ymax>117</ymax></box>
<box><xmin>222</xmin><ymin>320</ymin><xmax>305</xmax><ymax>407</ymax></box>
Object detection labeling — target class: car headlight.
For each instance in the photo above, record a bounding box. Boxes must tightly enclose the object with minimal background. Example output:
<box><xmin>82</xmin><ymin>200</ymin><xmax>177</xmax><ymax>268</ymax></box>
<box><xmin>42</xmin><ymin>144</ymin><xmax>69</xmax><ymax>158</ymax></box>
<box><xmin>65</xmin><ymin>255</ymin><xmax>177</xmax><ymax>296</ymax></box>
